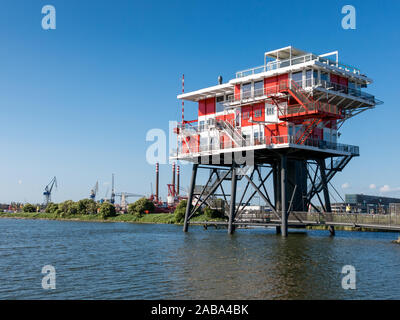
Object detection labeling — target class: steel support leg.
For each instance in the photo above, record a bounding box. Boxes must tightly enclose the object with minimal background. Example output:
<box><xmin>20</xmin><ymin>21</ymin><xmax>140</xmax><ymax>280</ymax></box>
<box><xmin>228</xmin><ymin>165</ymin><xmax>237</xmax><ymax>235</ymax></box>
<box><xmin>183</xmin><ymin>163</ymin><xmax>198</xmax><ymax>232</ymax></box>
<box><xmin>281</xmin><ymin>155</ymin><xmax>288</xmax><ymax>237</ymax></box>
<box><xmin>319</xmin><ymin>159</ymin><xmax>335</xmax><ymax>236</ymax></box>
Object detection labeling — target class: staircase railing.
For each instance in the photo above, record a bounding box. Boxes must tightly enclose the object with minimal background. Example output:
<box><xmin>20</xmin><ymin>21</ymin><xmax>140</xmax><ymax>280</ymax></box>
<box><xmin>217</xmin><ymin>119</ymin><xmax>246</xmax><ymax>147</ymax></box>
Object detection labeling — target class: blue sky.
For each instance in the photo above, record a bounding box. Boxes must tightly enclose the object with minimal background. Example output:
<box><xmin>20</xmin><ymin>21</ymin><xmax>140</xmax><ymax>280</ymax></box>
<box><xmin>0</xmin><ymin>0</ymin><xmax>399</xmax><ymax>204</ymax></box>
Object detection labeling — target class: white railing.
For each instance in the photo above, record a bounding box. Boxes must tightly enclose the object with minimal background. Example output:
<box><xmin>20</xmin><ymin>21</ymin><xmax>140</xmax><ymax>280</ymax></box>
<box><xmin>173</xmin><ymin>132</ymin><xmax>360</xmax><ymax>158</ymax></box>
<box><xmin>225</xmin><ymin>77</ymin><xmax>380</xmax><ymax>107</ymax></box>
<box><xmin>235</xmin><ymin>54</ymin><xmax>361</xmax><ymax>78</ymax></box>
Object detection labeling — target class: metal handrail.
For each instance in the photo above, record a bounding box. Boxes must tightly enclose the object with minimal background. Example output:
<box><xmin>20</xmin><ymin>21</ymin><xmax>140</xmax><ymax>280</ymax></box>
<box><xmin>235</xmin><ymin>53</ymin><xmax>361</xmax><ymax>78</ymax></box>
<box><xmin>174</xmin><ymin>132</ymin><xmax>360</xmax><ymax>157</ymax></box>
<box><xmin>226</xmin><ymin>78</ymin><xmax>379</xmax><ymax>108</ymax></box>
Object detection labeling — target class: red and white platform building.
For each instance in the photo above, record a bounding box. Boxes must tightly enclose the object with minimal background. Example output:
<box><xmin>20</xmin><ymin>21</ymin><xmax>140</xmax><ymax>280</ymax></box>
<box><xmin>172</xmin><ymin>46</ymin><xmax>382</xmax><ymax>236</ymax></box>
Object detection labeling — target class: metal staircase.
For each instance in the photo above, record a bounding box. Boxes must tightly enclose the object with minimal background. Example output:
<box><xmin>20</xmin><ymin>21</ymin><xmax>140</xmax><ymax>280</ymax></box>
<box><xmin>295</xmin><ymin>118</ymin><xmax>323</xmax><ymax>145</ymax></box>
<box><xmin>217</xmin><ymin>120</ymin><xmax>246</xmax><ymax>147</ymax></box>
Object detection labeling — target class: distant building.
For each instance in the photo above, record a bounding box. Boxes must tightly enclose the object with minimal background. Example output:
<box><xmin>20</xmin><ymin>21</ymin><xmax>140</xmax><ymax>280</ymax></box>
<box><xmin>343</xmin><ymin>194</ymin><xmax>400</xmax><ymax>214</ymax></box>
<box><xmin>389</xmin><ymin>203</ymin><xmax>400</xmax><ymax>216</ymax></box>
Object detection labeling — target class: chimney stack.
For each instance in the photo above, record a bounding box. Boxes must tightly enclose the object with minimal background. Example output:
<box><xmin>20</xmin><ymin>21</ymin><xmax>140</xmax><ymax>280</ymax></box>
<box><xmin>172</xmin><ymin>162</ymin><xmax>176</xmax><ymax>196</ymax></box>
<box><xmin>155</xmin><ymin>163</ymin><xmax>159</xmax><ymax>202</ymax></box>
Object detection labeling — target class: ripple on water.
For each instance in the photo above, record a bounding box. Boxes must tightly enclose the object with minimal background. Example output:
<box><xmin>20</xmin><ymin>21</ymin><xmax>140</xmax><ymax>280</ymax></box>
<box><xmin>0</xmin><ymin>219</ymin><xmax>399</xmax><ymax>299</ymax></box>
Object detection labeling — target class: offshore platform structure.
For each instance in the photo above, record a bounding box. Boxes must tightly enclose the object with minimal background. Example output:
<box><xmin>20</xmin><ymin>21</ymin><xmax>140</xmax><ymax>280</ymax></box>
<box><xmin>171</xmin><ymin>46</ymin><xmax>381</xmax><ymax>236</ymax></box>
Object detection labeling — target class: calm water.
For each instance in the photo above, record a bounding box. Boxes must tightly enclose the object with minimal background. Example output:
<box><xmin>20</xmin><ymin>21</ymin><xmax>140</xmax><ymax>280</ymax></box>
<box><xmin>0</xmin><ymin>218</ymin><xmax>399</xmax><ymax>299</ymax></box>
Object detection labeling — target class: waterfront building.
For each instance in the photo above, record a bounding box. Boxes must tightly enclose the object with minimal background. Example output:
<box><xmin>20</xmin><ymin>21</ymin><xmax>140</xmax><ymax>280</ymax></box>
<box><xmin>172</xmin><ymin>46</ymin><xmax>382</xmax><ymax>236</ymax></box>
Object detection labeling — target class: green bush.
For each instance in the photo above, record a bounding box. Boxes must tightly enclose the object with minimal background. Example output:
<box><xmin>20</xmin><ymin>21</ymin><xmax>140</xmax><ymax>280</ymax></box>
<box><xmin>127</xmin><ymin>203</ymin><xmax>141</xmax><ymax>217</ymax></box>
<box><xmin>128</xmin><ymin>197</ymin><xmax>155</xmax><ymax>215</ymax></box>
<box><xmin>203</xmin><ymin>206</ymin><xmax>225</xmax><ymax>220</ymax></box>
<box><xmin>99</xmin><ymin>202</ymin><xmax>116</xmax><ymax>219</ymax></box>
<box><xmin>45</xmin><ymin>202</ymin><xmax>58</xmax><ymax>214</ymax></box>
<box><xmin>58</xmin><ymin>200</ymin><xmax>76</xmax><ymax>215</ymax></box>
<box><xmin>23</xmin><ymin>203</ymin><xmax>36</xmax><ymax>213</ymax></box>
<box><xmin>76</xmin><ymin>199</ymin><xmax>98</xmax><ymax>215</ymax></box>
<box><xmin>174</xmin><ymin>200</ymin><xmax>187</xmax><ymax>223</ymax></box>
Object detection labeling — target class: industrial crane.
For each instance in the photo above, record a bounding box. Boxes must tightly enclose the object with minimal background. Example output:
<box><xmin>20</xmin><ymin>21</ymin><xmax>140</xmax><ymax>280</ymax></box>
<box><xmin>111</xmin><ymin>173</ymin><xmax>116</xmax><ymax>204</ymax></box>
<box><xmin>90</xmin><ymin>181</ymin><xmax>99</xmax><ymax>201</ymax></box>
<box><xmin>115</xmin><ymin>192</ymin><xmax>145</xmax><ymax>210</ymax></box>
<box><xmin>43</xmin><ymin>176</ymin><xmax>57</xmax><ymax>206</ymax></box>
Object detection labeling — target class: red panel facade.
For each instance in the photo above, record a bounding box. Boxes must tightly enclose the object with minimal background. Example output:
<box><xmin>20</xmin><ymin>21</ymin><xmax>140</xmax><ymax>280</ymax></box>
<box><xmin>338</xmin><ymin>76</ymin><xmax>348</xmax><ymax>87</ymax></box>
<box><xmin>198</xmin><ymin>99</ymin><xmax>206</xmax><ymax>117</ymax></box>
<box><xmin>264</xmin><ymin>73</ymin><xmax>288</xmax><ymax>94</ymax></box>
<box><xmin>330</xmin><ymin>74</ymin><xmax>339</xmax><ymax>84</ymax></box>
<box><xmin>205</xmin><ymin>97</ymin><xmax>216</xmax><ymax>115</ymax></box>
<box><xmin>234</xmin><ymin>84</ymin><xmax>241</xmax><ymax>100</ymax></box>
<box><xmin>216</xmin><ymin>113</ymin><xmax>235</xmax><ymax>125</ymax></box>
<box><xmin>241</xmin><ymin>103</ymin><xmax>265</xmax><ymax>127</ymax></box>
<box><xmin>198</xmin><ymin>98</ymin><xmax>216</xmax><ymax>116</ymax></box>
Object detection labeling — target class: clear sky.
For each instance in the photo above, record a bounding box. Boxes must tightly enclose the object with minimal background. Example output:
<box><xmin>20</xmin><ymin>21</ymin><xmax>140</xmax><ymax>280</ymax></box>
<box><xmin>0</xmin><ymin>0</ymin><xmax>399</xmax><ymax>204</ymax></box>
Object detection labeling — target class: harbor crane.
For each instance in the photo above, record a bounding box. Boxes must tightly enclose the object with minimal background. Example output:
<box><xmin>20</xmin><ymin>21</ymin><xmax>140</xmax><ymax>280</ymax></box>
<box><xmin>111</xmin><ymin>173</ymin><xmax>116</xmax><ymax>204</ymax></box>
<box><xmin>90</xmin><ymin>181</ymin><xmax>99</xmax><ymax>201</ymax></box>
<box><xmin>43</xmin><ymin>176</ymin><xmax>57</xmax><ymax>206</ymax></box>
<box><xmin>115</xmin><ymin>192</ymin><xmax>145</xmax><ymax>210</ymax></box>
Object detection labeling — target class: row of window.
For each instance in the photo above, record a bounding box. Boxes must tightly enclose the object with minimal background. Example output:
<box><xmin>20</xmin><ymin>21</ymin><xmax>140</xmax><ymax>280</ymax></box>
<box><xmin>238</xmin><ymin>70</ymin><xmax>362</xmax><ymax>95</ymax></box>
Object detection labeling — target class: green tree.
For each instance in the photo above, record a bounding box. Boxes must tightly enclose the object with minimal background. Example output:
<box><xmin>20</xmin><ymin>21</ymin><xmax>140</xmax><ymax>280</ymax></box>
<box><xmin>203</xmin><ymin>206</ymin><xmax>225</xmax><ymax>220</ymax></box>
<box><xmin>23</xmin><ymin>203</ymin><xmax>36</xmax><ymax>213</ymax></box>
<box><xmin>99</xmin><ymin>202</ymin><xmax>116</xmax><ymax>219</ymax></box>
<box><xmin>45</xmin><ymin>202</ymin><xmax>58</xmax><ymax>214</ymax></box>
<box><xmin>174</xmin><ymin>200</ymin><xmax>187</xmax><ymax>223</ymax></box>
<box><xmin>129</xmin><ymin>197</ymin><xmax>155</xmax><ymax>215</ymax></box>
<box><xmin>58</xmin><ymin>200</ymin><xmax>78</xmax><ymax>215</ymax></box>
<box><xmin>127</xmin><ymin>203</ymin><xmax>140</xmax><ymax>216</ymax></box>
<box><xmin>76</xmin><ymin>199</ymin><xmax>97</xmax><ymax>215</ymax></box>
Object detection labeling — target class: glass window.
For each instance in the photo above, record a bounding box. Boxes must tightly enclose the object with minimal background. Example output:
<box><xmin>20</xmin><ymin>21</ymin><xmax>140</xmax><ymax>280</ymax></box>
<box><xmin>313</xmin><ymin>70</ymin><xmax>318</xmax><ymax>85</ymax></box>
<box><xmin>242</xmin><ymin>83</ymin><xmax>252</xmax><ymax>98</ymax></box>
<box><xmin>243</xmin><ymin>112</ymin><xmax>250</xmax><ymax>120</ymax></box>
<box><xmin>199</xmin><ymin>121</ymin><xmax>205</xmax><ymax>131</ymax></box>
<box><xmin>254</xmin><ymin>80</ymin><xmax>263</xmax><ymax>97</ymax></box>
<box><xmin>254</xmin><ymin>109</ymin><xmax>262</xmax><ymax>118</ymax></box>
<box><xmin>216</xmin><ymin>95</ymin><xmax>224</xmax><ymax>113</ymax></box>
<box><xmin>200</xmin><ymin>136</ymin><xmax>208</xmax><ymax>150</ymax></box>
<box><xmin>266</xmin><ymin>106</ymin><xmax>275</xmax><ymax>116</ymax></box>
<box><xmin>292</xmin><ymin>71</ymin><xmax>302</xmax><ymax>86</ymax></box>
<box><xmin>305</xmin><ymin>70</ymin><xmax>312</xmax><ymax>87</ymax></box>
<box><xmin>321</xmin><ymin>72</ymin><xmax>329</xmax><ymax>83</ymax></box>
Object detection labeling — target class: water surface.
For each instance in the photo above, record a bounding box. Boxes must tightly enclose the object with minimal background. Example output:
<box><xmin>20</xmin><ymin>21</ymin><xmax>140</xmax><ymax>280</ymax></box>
<box><xmin>0</xmin><ymin>218</ymin><xmax>399</xmax><ymax>299</ymax></box>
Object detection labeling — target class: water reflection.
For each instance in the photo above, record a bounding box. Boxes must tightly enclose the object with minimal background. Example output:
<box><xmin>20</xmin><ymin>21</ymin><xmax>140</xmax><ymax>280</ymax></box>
<box><xmin>0</xmin><ymin>219</ymin><xmax>399</xmax><ymax>299</ymax></box>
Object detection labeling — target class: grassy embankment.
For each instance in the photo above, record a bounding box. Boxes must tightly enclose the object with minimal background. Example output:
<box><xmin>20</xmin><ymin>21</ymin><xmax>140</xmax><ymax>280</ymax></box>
<box><xmin>0</xmin><ymin>211</ymin><xmax>225</xmax><ymax>225</ymax></box>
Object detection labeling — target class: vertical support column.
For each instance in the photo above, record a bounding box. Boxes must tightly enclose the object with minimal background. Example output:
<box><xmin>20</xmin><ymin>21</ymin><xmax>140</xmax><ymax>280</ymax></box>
<box><xmin>281</xmin><ymin>155</ymin><xmax>288</xmax><ymax>237</ymax></box>
<box><xmin>319</xmin><ymin>159</ymin><xmax>335</xmax><ymax>236</ymax></box>
<box><xmin>228</xmin><ymin>165</ymin><xmax>237</xmax><ymax>235</ymax></box>
<box><xmin>273</xmin><ymin>161</ymin><xmax>282</xmax><ymax>235</ymax></box>
<box><xmin>183</xmin><ymin>163</ymin><xmax>198</xmax><ymax>232</ymax></box>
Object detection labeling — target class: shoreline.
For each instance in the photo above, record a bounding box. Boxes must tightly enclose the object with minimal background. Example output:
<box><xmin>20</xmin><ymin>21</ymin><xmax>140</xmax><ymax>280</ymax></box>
<box><xmin>1</xmin><ymin>212</ymin><xmax>399</xmax><ymax>234</ymax></box>
<box><xmin>0</xmin><ymin>212</ymin><xmax>224</xmax><ymax>226</ymax></box>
